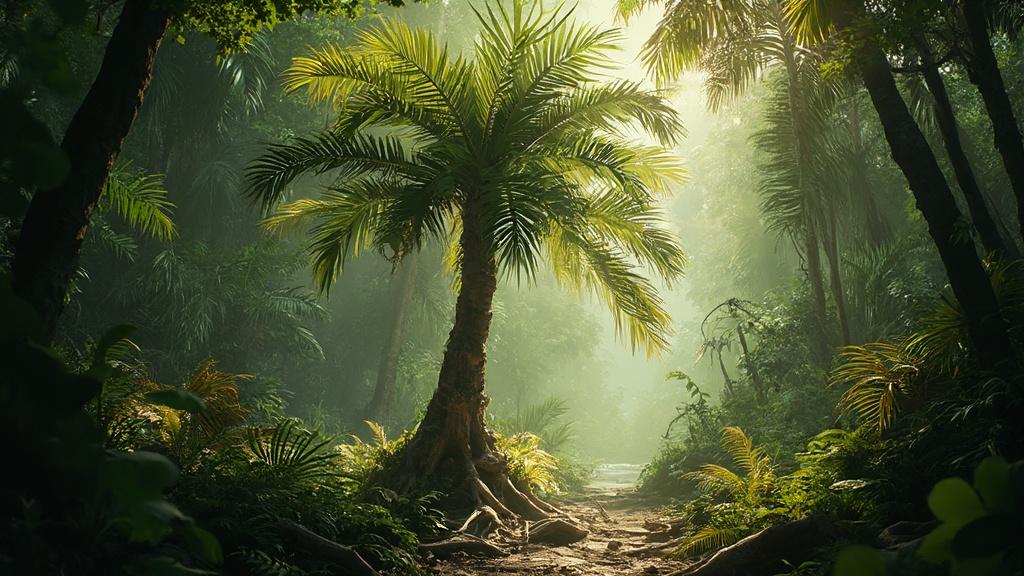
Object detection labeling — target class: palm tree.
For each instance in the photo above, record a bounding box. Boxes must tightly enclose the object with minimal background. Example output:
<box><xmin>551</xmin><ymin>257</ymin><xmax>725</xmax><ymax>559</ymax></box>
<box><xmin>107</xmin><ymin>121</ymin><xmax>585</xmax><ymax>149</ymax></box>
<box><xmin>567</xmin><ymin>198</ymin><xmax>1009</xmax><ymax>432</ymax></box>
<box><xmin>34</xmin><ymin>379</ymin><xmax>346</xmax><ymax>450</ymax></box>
<box><xmin>247</xmin><ymin>2</ymin><xmax>686</xmax><ymax>519</ymax></box>
<box><xmin>620</xmin><ymin>0</ymin><xmax>847</xmax><ymax>359</ymax></box>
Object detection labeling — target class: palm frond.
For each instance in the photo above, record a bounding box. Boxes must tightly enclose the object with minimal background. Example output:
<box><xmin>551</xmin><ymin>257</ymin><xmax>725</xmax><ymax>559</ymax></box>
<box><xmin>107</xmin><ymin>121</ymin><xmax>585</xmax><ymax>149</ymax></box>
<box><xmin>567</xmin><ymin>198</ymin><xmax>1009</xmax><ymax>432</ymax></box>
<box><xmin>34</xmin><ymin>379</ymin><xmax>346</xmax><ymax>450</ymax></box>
<box><xmin>676</xmin><ymin>525</ymin><xmax>745</xmax><ymax>557</ymax></box>
<box><xmin>102</xmin><ymin>162</ymin><xmax>176</xmax><ymax>240</ymax></box>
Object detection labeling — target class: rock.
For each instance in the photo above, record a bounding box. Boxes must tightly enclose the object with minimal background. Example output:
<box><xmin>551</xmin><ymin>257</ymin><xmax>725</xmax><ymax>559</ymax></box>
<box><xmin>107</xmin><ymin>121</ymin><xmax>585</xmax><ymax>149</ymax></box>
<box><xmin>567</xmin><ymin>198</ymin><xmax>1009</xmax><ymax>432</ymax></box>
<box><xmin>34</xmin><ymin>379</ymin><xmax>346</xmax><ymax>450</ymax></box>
<box><xmin>607</xmin><ymin>540</ymin><xmax>622</xmax><ymax>551</ymax></box>
<box><xmin>875</xmin><ymin>520</ymin><xmax>936</xmax><ymax>550</ymax></box>
<box><xmin>528</xmin><ymin>518</ymin><xmax>589</xmax><ymax>546</ymax></box>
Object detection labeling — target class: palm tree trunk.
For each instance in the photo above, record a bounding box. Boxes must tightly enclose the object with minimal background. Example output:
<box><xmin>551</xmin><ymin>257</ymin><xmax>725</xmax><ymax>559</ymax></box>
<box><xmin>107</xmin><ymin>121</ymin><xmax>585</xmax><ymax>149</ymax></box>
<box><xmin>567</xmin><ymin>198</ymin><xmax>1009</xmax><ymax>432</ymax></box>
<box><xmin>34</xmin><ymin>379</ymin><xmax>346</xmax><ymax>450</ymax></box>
<box><xmin>840</xmin><ymin>5</ymin><xmax>1013</xmax><ymax>371</ymax></box>
<box><xmin>394</xmin><ymin>195</ymin><xmax>548</xmax><ymax>521</ymax></box>
<box><xmin>916</xmin><ymin>36</ymin><xmax>1014</xmax><ymax>258</ymax></box>
<box><xmin>12</xmin><ymin>0</ymin><xmax>169</xmax><ymax>339</ymax></box>
<box><xmin>962</xmin><ymin>0</ymin><xmax>1024</xmax><ymax>241</ymax></box>
<box><xmin>365</xmin><ymin>257</ymin><xmax>418</xmax><ymax>427</ymax></box>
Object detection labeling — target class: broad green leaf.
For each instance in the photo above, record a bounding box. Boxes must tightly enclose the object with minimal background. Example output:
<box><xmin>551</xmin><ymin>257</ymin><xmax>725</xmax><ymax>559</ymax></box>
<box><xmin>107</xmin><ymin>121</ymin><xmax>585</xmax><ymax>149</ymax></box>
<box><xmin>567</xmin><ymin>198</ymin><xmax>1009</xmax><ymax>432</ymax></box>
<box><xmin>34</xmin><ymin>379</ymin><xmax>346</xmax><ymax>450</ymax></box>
<box><xmin>145</xmin><ymin>389</ymin><xmax>206</xmax><ymax>414</ymax></box>
<box><xmin>834</xmin><ymin>545</ymin><xmax>886</xmax><ymax>576</ymax></box>
<box><xmin>180</xmin><ymin>521</ymin><xmax>224</xmax><ymax>564</ymax></box>
<box><xmin>918</xmin><ymin>523</ymin><xmax>957</xmax><ymax>564</ymax></box>
<box><xmin>973</xmin><ymin>456</ymin><xmax>1012</xmax><ymax>513</ymax></box>
<box><xmin>927</xmin><ymin>478</ymin><xmax>985</xmax><ymax>526</ymax></box>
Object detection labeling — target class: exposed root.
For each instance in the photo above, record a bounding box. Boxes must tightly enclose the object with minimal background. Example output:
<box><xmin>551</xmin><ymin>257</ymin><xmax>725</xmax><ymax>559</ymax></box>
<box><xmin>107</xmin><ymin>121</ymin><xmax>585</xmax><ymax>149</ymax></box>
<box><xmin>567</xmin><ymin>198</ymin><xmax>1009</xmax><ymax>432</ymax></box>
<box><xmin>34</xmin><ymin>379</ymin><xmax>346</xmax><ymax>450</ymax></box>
<box><xmin>419</xmin><ymin>534</ymin><xmax>509</xmax><ymax>559</ymax></box>
<box><xmin>275</xmin><ymin>519</ymin><xmax>379</xmax><ymax>576</ymax></box>
<box><xmin>458</xmin><ymin>505</ymin><xmax>504</xmax><ymax>538</ymax></box>
<box><xmin>668</xmin><ymin>516</ymin><xmax>833</xmax><ymax>576</ymax></box>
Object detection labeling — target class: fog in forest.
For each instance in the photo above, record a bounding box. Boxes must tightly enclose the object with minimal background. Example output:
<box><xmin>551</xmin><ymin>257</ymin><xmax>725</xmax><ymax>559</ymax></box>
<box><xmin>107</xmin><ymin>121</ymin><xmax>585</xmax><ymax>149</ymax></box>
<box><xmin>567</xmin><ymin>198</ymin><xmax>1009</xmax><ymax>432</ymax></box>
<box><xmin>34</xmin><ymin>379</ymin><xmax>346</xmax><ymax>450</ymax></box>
<box><xmin>5</xmin><ymin>0</ymin><xmax>1023</xmax><ymax>573</ymax></box>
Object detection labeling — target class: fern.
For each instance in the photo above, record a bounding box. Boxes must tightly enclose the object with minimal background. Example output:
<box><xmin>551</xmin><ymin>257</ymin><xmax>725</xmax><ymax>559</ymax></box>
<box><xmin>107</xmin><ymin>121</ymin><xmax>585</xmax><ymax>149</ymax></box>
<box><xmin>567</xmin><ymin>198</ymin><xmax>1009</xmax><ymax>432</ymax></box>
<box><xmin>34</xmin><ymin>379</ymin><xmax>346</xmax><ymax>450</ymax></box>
<box><xmin>676</xmin><ymin>525</ymin><xmax>745</xmax><ymax>557</ymax></box>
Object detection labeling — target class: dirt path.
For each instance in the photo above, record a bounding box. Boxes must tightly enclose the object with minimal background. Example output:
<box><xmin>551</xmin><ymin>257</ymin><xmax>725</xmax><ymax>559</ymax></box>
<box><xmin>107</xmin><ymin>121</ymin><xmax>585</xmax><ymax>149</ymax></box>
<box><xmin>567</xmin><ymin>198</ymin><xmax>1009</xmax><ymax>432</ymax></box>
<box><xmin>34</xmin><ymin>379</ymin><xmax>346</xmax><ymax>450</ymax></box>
<box><xmin>429</xmin><ymin>488</ymin><xmax>693</xmax><ymax>576</ymax></box>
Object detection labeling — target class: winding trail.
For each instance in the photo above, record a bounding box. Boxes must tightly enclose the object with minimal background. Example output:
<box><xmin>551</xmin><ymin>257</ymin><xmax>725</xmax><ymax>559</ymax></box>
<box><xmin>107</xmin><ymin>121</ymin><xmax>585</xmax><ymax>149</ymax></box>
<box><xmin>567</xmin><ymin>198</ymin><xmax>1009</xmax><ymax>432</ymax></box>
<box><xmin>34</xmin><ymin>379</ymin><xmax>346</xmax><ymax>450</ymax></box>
<box><xmin>430</xmin><ymin>465</ymin><xmax>694</xmax><ymax>576</ymax></box>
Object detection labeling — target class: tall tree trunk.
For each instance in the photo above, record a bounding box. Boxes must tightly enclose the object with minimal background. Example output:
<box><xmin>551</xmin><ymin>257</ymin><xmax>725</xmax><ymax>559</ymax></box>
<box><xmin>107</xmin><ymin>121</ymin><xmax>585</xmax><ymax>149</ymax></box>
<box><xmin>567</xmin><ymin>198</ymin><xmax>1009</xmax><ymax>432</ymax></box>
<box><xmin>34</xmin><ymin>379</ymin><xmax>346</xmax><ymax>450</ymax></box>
<box><xmin>962</xmin><ymin>0</ymin><xmax>1024</xmax><ymax>241</ymax></box>
<box><xmin>735</xmin><ymin>324</ymin><xmax>764</xmax><ymax>401</ymax></box>
<box><xmin>365</xmin><ymin>257</ymin><xmax>418</xmax><ymax>427</ymax></box>
<box><xmin>781</xmin><ymin>34</ymin><xmax>832</xmax><ymax>364</ymax></box>
<box><xmin>12</xmin><ymin>0</ymin><xmax>169</xmax><ymax>339</ymax></box>
<box><xmin>840</xmin><ymin>3</ymin><xmax>1013</xmax><ymax>371</ymax></box>
<box><xmin>822</xmin><ymin>208</ymin><xmax>852</xmax><ymax>345</ymax></box>
<box><xmin>916</xmin><ymin>36</ymin><xmax>1014</xmax><ymax>258</ymax></box>
<box><xmin>393</xmin><ymin>195</ymin><xmax>548</xmax><ymax>521</ymax></box>
<box><xmin>847</xmin><ymin>98</ymin><xmax>891</xmax><ymax>245</ymax></box>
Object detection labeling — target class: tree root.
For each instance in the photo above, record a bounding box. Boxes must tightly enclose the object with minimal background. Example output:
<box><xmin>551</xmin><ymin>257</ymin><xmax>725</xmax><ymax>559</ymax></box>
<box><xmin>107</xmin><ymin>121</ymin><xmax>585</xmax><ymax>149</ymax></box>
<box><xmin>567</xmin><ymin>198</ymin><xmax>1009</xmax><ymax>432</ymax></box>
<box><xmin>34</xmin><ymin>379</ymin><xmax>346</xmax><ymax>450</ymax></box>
<box><xmin>527</xmin><ymin>518</ymin><xmax>589</xmax><ymax>545</ymax></box>
<box><xmin>419</xmin><ymin>534</ymin><xmax>510</xmax><ymax>559</ymax></box>
<box><xmin>275</xmin><ymin>519</ymin><xmax>379</xmax><ymax>576</ymax></box>
<box><xmin>458</xmin><ymin>505</ymin><xmax>504</xmax><ymax>538</ymax></box>
<box><xmin>668</xmin><ymin>516</ymin><xmax>833</xmax><ymax>576</ymax></box>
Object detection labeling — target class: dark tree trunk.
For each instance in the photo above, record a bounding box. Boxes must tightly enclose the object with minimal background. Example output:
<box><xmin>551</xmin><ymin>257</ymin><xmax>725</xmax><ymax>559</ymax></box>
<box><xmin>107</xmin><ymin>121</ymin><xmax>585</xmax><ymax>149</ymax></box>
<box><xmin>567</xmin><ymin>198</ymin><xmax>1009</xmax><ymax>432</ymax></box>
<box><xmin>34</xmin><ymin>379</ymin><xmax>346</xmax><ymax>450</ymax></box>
<box><xmin>365</xmin><ymin>257</ymin><xmax>418</xmax><ymax>426</ymax></box>
<box><xmin>393</xmin><ymin>194</ymin><xmax>547</xmax><ymax>522</ymax></box>
<box><xmin>12</xmin><ymin>0</ymin><xmax>170</xmax><ymax>339</ymax></box>
<box><xmin>822</xmin><ymin>208</ymin><xmax>852</xmax><ymax>345</ymax></box>
<box><xmin>717</xmin><ymin>349</ymin><xmax>735</xmax><ymax>396</ymax></box>
<box><xmin>735</xmin><ymin>324</ymin><xmax>764</xmax><ymax>402</ymax></box>
<box><xmin>962</xmin><ymin>0</ymin><xmax>1024</xmax><ymax>241</ymax></box>
<box><xmin>916</xmin><ymin>37</ymin><xmax>1015</xmax><ymax>258</ymax></box>
<box><xmin>843</xmin><ymin>7</ymin><xmax>1013</xmax><ymax>371</ymax></box>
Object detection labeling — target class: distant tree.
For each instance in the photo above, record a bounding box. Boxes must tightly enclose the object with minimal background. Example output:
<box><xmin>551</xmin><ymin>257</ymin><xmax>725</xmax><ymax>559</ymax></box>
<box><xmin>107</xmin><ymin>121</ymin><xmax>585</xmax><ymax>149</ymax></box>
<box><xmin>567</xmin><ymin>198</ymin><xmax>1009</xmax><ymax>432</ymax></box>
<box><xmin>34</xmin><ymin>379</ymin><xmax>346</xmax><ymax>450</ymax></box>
<box><xmin>248</xmin><ymin>2</ymin><xmax>686</xmax><ymax>519</ymax></box>
<box><xmin>10</xmin><ymin>0</ymin><xmax>409</xmax><ymax>340</ymax></box>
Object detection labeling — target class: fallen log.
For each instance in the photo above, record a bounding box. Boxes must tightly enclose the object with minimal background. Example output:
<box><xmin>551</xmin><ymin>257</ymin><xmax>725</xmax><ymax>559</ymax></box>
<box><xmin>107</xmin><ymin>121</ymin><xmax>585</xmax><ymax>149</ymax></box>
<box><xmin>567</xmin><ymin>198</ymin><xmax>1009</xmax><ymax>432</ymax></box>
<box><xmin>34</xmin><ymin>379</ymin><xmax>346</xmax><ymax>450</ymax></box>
<box><xmin>669</xmin><ymin>516</ymin><xmax>833</xmax><ymax>576</ymax></box>
<box><xmin>276</xmin><ymin>519</ymin><xmax>379</xmax><ymax>576</ymax></box>
<box><xmin>418</xmin><ymin>534</ymin><xmax>509</xmax><ymax>559</ymax></box>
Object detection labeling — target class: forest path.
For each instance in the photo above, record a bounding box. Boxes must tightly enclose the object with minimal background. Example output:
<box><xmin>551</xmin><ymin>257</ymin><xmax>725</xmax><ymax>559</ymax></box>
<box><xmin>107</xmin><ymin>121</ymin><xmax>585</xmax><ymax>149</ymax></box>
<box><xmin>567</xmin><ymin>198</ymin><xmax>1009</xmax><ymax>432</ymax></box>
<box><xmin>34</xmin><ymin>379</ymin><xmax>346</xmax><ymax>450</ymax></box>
<box><xmin>429</xmin><ymin>469</ymin><xmax>692</xmax><ymax>576</ymax></box>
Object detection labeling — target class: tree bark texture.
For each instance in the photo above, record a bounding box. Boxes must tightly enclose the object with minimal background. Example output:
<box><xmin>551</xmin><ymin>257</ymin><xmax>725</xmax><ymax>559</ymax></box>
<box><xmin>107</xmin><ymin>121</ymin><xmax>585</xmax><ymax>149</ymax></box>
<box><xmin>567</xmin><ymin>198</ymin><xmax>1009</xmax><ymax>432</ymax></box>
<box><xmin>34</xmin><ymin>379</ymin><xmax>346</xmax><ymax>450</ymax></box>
<box><xmin>842</xmin><ymin>4</ymin><xmax>1013</xmax><ymax>371</ymax></box>
<box><xmin>962</xmin><ymin>0</ymin><xmax>1024</xmax><ymax>241</ymax></box>
<box><xmin>12</xmin><ymin>0</ymin><xmax>170</xmax><ymax>339</ymax></box>
<box><xmin>916</xmin><ymin>37</ymin><xmax>1013</xmax><ymax>258</ymax></box>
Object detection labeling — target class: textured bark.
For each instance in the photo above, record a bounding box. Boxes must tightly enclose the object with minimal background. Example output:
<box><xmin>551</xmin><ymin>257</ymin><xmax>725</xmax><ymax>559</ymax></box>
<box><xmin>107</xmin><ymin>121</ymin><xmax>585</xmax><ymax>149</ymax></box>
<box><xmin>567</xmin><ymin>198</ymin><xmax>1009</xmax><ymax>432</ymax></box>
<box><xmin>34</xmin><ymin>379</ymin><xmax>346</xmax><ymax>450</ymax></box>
<box><xmin>916</xmin><ymin>37</ymin><xmax>1014</xmax><ymax>258</ymax></box>
<box><xmin>12</xmin><ymin>0</ymin><xmax>170</xmax><ymax>339</ymax></box>
<box><xmin>365</xmin><ymin>257</ymin><xmax>418</xmax><ymax>426</ymax></box>
<box><xmin>276</xmin><ymin>519</ymin><xmax>379</xmax><ymax>576</ymax></box>
<box><xmin>669</xmin><ymin>516</ymin><xmax>833</xmax><ymax>576</ymax></box>
<box><xmin>840</xmin><ymin>3</ymin><xmax>1013</xmax><ymax>371</ymax></box>
<box><xmin>393</xmin><ymin>194</ymin><xmax>548</xmax><ymax>523</ymax></box>
<box><xmin>962</xmin><ymin>0</ymin><xmax>1024</xmax><ymax>241</ymax></box>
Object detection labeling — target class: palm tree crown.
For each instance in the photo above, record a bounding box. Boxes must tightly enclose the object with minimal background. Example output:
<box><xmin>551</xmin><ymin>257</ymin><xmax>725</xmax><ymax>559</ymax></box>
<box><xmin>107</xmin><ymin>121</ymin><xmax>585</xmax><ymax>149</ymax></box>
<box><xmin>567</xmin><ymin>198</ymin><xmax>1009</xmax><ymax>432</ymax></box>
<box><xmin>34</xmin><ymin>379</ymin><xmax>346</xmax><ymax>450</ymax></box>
<box><xmin>247</xmin><ymin>2</ymin><xmax>687</xmax><ymax>354</ymax></box>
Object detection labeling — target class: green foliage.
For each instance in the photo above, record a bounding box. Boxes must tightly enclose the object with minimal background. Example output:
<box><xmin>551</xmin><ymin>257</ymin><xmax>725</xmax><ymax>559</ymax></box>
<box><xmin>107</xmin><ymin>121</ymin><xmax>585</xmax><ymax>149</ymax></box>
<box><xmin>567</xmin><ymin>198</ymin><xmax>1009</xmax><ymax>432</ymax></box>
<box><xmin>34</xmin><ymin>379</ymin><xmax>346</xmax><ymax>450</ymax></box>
<box><xmin>497</xmin><ymin>431</ymin><xmax>561</xmax><ymax>495</ymax></box>
<box><xmin>247</xmin><ymin>0</ymin><xmax>687</xmax><ymax>355</ymax></box>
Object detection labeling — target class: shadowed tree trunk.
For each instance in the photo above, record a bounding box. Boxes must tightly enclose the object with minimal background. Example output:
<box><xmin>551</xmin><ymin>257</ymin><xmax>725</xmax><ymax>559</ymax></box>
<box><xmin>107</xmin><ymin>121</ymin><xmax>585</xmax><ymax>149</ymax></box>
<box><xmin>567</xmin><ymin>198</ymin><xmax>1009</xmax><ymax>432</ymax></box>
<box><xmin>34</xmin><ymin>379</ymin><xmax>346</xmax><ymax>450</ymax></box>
<box><xmin>915</xmin><ymin>36</ymin><xmax>1016</xmax><ymax>258</ymax></box>
<box><xmin>393</xmin><ymin>194</ymin><xmax>549</xmax><ymax>523</ymax></box>
<box><xmin>822</xmin><ymin>208</ymin><xmax>852</xmax><ymax>345</ymax></box>
<box><xmin>839</xmin><ymin>2</ymin><xmax>1013</xmax><ymax>371</ymax></box>
<box><xmin>12</xmin><ymin>0</ymin><xmax>170</xmax><ymax>339</ymax></box>
<box><xmin>846</xmin><ymin>99</ymin><xmax>891</xmax><ymax>245</ymax></box>
<box><xmin>962</xmin><ymin>0</ymin><xmax>1024</xmax><ymax>240</ymax></box>
<box><xmin>735</xmin><ymin>323</ymin><xmax>764</xmax><ymax>402</ymax></box>
<box><xmin>365</xmin><ymin>257</ymin><xmax>418</xmax><ymax>426</ymax></box>
<box><xmin>781</xmin><ymin>35</ymin><xmax>832</xmax><ymax>364</ymax></box>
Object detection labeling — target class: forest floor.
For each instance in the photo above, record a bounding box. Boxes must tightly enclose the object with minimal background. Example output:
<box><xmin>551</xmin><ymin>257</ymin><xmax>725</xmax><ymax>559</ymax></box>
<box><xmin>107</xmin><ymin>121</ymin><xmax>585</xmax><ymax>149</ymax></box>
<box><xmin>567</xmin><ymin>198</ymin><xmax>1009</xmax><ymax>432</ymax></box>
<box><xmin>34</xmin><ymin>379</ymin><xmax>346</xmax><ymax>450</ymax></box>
<box><xmin>429</xmin><ymin>467</ymin><xmax>693</xmax><ymax>576</ymax></box>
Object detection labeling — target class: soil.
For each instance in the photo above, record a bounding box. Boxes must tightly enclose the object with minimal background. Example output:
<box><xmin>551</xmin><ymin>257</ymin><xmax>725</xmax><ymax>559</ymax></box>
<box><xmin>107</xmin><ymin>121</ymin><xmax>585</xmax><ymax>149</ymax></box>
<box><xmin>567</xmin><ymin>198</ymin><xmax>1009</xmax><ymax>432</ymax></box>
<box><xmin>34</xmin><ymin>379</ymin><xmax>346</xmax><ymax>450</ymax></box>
<box><xmin>428</xmin><ymin>487</ymin><xmax>694</xmax><ymax>576</ymax></box>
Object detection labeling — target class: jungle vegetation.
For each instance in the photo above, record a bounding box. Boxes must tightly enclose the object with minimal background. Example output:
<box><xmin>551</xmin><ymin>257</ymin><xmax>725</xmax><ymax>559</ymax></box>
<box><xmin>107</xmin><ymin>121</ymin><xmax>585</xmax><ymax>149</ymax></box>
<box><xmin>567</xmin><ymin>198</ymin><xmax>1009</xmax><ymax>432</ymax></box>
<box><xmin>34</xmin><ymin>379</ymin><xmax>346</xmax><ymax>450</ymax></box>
<box><xmin>2</xmin><ymin>0</ymin><xmax>1024</xmax><ymax>575</ymax></box>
